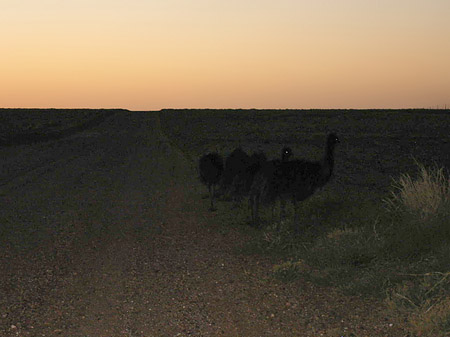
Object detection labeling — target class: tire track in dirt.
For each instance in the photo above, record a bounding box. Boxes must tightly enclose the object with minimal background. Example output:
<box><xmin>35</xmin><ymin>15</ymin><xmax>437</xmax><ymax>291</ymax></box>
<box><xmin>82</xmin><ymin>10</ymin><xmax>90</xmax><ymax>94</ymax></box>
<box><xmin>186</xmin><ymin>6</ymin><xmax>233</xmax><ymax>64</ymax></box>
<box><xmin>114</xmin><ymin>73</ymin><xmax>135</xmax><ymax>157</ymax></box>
<box><xmin>0</xmin><ymin>112</ymin><xmax>408</xmax><ymax>336</ymax></box>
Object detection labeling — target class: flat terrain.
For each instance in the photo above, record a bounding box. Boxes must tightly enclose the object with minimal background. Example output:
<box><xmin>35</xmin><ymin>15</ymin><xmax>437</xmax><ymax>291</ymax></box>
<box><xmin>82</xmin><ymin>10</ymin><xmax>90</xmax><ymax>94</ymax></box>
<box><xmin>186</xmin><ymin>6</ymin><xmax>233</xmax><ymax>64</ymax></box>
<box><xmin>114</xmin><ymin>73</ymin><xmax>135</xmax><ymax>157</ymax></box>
<box><xmin>0</xmin><ymin>111</ymin><xmax>428</xmax><ymax>336</ymax></box>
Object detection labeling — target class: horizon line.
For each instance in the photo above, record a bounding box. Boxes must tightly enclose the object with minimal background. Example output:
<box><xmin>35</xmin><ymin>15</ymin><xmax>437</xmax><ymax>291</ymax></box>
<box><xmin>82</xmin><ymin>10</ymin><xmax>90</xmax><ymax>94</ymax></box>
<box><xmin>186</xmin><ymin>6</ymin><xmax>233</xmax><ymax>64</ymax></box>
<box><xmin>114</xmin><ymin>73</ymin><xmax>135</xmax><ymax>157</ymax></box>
<box><xmin>1</xmin><ymin>107</ymin><xmax>449</xmax><ymax>112</ymax></box>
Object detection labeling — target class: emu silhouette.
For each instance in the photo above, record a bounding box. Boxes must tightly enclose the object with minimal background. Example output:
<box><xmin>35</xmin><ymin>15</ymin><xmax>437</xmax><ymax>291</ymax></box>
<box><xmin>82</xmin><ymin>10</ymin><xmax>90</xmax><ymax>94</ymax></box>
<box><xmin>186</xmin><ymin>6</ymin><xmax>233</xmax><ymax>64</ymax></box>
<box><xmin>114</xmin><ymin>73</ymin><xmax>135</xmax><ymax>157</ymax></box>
<box><xmin>230</xmin><ymin>151</ymin><xmax>268</xmax><ymax>205</ymax></box>
<box><xmin>221</xmin><ymin>147</ymin><xmax>250</xmax><ymax>200</ymax></box>
<box><xmin>199</xmin><ymin>152</ymin><xmax>224</xmax><ymax>211</ymax></box>
<box><xmin>250</xmin><ymin>134</ymin><xmax>340</xmax><ymax>230</ymax></box>
<box><xmin>249</xmin><ymin>146</ymin><xmax>293</xmax><ymax>225</ymax></box>
<box><xmin>270</xmin><ymin>146</ymin><xmax>293</xmax><ymax>220</ymax></box>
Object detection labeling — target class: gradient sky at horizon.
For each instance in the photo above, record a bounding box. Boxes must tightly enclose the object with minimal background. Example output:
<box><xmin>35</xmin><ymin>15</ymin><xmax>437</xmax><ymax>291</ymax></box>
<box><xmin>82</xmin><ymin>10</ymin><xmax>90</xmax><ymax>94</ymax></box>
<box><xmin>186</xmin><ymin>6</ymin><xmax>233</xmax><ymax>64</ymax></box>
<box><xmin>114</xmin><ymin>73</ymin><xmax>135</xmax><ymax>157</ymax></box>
<box><xmin>1</xmin><ymin>0</ymin><xmax>449</xmax><ymax>110</ymax></box>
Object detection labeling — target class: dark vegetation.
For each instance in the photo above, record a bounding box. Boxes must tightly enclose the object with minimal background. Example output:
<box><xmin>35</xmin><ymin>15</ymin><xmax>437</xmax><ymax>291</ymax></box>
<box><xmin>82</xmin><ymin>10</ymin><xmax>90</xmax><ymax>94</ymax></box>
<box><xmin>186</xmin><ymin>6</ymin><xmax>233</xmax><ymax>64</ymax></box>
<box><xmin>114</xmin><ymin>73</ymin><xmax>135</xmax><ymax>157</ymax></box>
<box><xmin>162</xmin><ymin>108</ymin><xmax>450</xmax><ymax>336</ymax></box>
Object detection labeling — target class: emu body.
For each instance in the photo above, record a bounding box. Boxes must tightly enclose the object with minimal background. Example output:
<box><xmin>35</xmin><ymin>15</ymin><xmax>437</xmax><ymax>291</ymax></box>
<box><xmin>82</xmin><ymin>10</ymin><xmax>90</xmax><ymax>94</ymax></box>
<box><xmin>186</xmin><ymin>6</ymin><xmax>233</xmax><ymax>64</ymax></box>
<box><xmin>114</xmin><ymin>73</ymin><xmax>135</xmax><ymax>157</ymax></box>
<box><xmin>221</xmin><ymin>147</ymin><xmax>251</xmax><ymax>200</ymax></box>
<box><xmin>249</xmin><ymin>146</ymin><xmax>293</xmax><ymax>225</ymax></box>
<box><xmin>250</xmin><ymin>134</ymin><xmax>339</xmax><ymax>230</ymax></box>
<box><xmin>231</xmin><ymin>151</ymin><xmax>268</xmax><ymax>205</ymax></box>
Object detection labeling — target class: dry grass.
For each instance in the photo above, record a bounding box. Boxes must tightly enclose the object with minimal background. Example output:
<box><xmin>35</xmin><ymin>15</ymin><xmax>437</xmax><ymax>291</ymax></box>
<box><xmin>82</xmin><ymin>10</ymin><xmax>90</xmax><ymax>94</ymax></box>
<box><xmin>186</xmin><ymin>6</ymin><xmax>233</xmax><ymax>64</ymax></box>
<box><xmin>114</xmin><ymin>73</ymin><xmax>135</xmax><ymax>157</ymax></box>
<box><xmin>386</xmin><ymin>272</ymin><xmax>450</xmax><ymax>337</ymax></box>
<box><xmin>409</xmin><ymin>294</ymin><xmax>450</xmax><ymax>336</ymax></box>
<box><xmin>385</xmin><ymin>160</ymin><xmax>450</xmax><ymax>220</ymax></box>
<box><xmin>381</xmin><ymin>161</ymin><xmax>450</xmax><ymax>259</ymax></box>
<box><xmin>382</xmin><ymin>163</ymin><xmax>450</xmax><ymax>335</ymax></box>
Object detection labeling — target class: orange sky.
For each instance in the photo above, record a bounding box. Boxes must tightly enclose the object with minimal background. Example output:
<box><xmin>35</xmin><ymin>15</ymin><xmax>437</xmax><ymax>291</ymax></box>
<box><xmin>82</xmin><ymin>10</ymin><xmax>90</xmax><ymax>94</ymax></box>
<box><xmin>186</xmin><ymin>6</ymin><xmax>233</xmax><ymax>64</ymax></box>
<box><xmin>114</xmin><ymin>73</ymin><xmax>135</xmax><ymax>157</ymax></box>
<box><xmin>1</xmin><ymin>0</ymin><xmax>449</xmax><ymax>110</ymax></box>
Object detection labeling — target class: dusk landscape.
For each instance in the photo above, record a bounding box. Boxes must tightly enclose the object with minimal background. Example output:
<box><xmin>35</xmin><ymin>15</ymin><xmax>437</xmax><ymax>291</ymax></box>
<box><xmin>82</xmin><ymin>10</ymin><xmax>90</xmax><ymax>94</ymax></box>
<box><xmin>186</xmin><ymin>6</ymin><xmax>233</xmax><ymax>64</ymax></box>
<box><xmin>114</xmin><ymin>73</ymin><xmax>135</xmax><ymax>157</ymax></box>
<box><xmin>1</xmin><ymin>1</ymin><xmax>449</xmax><ymax>336</ymax></box>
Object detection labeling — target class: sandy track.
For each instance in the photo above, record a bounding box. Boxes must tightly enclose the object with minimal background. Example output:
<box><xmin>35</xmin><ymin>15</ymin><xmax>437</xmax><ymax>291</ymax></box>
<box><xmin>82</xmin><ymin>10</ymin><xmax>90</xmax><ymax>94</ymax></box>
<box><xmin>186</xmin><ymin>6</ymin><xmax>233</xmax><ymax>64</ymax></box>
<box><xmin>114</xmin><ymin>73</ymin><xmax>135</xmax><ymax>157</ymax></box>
<box><xmin>0</xmin><ymin>112</ymin><xmax>407</xmax><ymax>336</ymax></box>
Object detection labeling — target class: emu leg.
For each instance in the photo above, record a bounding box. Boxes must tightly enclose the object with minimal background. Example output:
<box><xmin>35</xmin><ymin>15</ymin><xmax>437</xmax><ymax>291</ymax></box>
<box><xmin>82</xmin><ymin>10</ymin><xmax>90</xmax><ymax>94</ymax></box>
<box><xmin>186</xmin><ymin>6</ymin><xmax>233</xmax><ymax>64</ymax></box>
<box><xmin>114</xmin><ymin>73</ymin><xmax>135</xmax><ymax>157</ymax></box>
<box><xmin>250</xmin><ymin>195</ymin><xmax>256</xmax><ymax>224</ymax></box>
<box><xmin>255</xmin><ymin>197</ymin><xmax>260</xmax><ymax>227</ymax></box>
<box><xmin>231</xmin><ymin>176</ymin><xmax>240</xmax><ymax>208</ymax></box>
<box><xmin>271</xmin><ymin>199</ymin><xmax>286</xmax><ymax>232</ymax></box>
<box><xmin>274</xmin><ymin>203</ymin><xmax>280</xmax><ymax>232</ymax></box>
<box><xmin>280</xmin><ymin>199</ymin><xmax>286</xmax><ymax>219</ymax></box>
<box><xmin>251</xmin><ymin>195</ymin><xmax>259</xmax><ymax>227</ymax></box>
<box><xmin>293</xmin><ymin>201</ymin><xmax>300</xmax><ymax>234</ymax></box>
<box><xmin>272</xmin><ymin>201</ymin><xmax>279</xmax><ymax>232</ymax></box>
<box><xmin>271</xmin><ymin>203</ymin><xmax>275</xmax><ymax>223</ymax></box>
<box><xmin>249</xmin><ymin>196</ymin><xmax>254</xmax><ymax>222</ymax></box>
<box><xmin>232</xmin><ymin>194</ymin><xmax>241</xmax><ymax>209</ymax></box>
<box><xmin>209</xmin><ymin>184</ymin><xmax>216</xmax><ymax>211</ymax></box>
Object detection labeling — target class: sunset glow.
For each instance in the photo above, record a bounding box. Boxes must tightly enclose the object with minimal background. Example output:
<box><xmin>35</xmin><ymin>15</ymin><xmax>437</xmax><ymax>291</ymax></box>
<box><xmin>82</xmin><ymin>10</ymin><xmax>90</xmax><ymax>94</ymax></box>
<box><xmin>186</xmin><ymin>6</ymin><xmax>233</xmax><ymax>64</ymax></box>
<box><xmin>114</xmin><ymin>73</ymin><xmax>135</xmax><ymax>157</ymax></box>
<box><xmin>1</xmin><ymin>0</ymin><xmax>449</xmax><ymax>110</ymax></box>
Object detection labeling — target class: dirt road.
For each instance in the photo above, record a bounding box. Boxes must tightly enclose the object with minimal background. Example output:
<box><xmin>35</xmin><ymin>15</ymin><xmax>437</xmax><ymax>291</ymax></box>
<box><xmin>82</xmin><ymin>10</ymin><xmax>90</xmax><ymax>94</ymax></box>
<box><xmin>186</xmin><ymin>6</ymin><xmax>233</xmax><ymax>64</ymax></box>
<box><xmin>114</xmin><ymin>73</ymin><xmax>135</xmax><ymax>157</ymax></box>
<box><xmin>0</xmin><ymin>112</ymin><xmax>407</xmax><ymax>336</ymax></box>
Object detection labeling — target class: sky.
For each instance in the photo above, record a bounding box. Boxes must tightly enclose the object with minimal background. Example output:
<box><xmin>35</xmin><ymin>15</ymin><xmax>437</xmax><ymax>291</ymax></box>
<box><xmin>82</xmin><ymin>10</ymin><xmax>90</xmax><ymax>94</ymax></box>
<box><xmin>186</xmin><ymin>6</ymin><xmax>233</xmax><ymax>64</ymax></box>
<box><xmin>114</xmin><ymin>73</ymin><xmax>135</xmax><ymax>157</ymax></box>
<box><xmin>1</xmin><ymin>0</ymin><xmax>449</xmax><ymax>110</ymax></box>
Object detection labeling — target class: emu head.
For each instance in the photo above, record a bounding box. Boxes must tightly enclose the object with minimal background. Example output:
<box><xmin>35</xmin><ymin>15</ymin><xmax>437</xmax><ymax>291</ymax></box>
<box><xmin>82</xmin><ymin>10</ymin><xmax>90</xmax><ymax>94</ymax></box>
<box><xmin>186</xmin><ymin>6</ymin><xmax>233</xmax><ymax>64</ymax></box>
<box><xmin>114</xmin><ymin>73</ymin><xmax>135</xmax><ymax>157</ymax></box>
<box><xmin>281</xmin><ymin>146</ymin><xmax>293</xmax><ymax>162</ymax></box>
<box><xmin>326</xmin><ymin>133</ymin><xmax>340</xmax><ymax>150</ymax></box>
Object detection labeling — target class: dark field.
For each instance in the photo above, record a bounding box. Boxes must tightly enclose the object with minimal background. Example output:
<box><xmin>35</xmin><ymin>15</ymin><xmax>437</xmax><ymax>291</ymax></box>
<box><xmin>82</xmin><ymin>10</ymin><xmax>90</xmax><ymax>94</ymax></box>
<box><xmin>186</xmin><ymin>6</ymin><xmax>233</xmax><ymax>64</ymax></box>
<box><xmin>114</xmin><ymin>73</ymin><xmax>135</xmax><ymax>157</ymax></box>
<box><xmin>0</xmin><ymin>109</ymin><xmax>124</xmax><ymax>146</ymax></box>
<box><xmin>160</xmin><ymin>109</ymin><xmax>450</xmax><ymax>201</ymax></box>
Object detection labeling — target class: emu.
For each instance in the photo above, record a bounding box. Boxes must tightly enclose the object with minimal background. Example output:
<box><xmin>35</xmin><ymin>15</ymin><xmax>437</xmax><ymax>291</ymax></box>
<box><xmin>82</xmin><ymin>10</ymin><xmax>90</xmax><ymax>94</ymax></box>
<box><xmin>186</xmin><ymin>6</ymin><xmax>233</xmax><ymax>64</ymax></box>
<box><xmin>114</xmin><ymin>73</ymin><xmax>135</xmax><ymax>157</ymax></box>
<box><xmin>221</xmin><ymin>147</ymin><xmax>250</xmax><ymax>200</ymax></box>
<box><xmin>249</xmin><ymin>146</ymin><xmax>293</xmax><ymax>225</ymax></box>
<box><xmin>270</xmin><ymin>146</ymin><xmax>293</xmax><ymax>219</ymax></box>
<box><xmin>230</xmin><ymin>150</ymin><xmax>268</xmax><ymax>206</ymax></box>
<box><xmin>199</xmin><ymin>152</ymin><xmax>224</xmax><ymax>211</ymax></box>
<box><xmin>250</xmin><ymin>134</ymin><xmax>340</xmax><ymax>231</ymax></box>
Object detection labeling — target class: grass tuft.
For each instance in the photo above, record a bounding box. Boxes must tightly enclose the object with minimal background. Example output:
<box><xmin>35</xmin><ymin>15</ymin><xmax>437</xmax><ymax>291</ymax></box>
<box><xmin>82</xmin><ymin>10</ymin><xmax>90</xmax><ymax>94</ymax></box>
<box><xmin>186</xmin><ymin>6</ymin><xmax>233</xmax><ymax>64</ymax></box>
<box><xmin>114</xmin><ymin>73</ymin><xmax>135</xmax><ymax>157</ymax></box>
<box><xmin>386</xmin><ymin>272</ymin><xmax>450</xmax><ymax>337</ymax></box>
<box><xmin>383</xmin><ymin>161</ymin><xmax>450</xmax><ymax>258</ymax></box>
<box><xmin>272</xmin><ymin>260</ymin><xmax>306</xmax><ymax>282</ymax></box>
<box><xmin>385</xmin><ymin>160</ymin><xmax>449</xmax><ymax>220</ymax></box>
